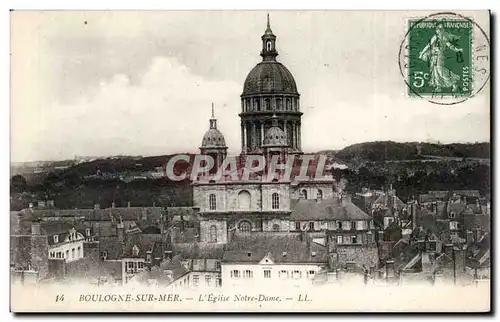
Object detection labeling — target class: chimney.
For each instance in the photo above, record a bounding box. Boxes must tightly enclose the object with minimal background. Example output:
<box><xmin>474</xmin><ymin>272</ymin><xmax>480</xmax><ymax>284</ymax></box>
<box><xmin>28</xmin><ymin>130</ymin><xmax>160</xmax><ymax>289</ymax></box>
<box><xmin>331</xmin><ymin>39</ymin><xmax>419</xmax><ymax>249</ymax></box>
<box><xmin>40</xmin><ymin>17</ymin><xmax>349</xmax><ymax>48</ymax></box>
<box><xmin>385</xmin><ymin>260</ymin><xmax>395</xmax><ymax>278</ymax></box>
<box><xmin>31</xmin><ymin>221</ymin><xmax>41</xmax><ymax>235</ymax></box>
<box><xmin>378</xmin><ymin>230</ymin><xmax>384</xmax><ymax>243</ymax></box>
<box><xmin>466</xmin><ymin>231</ymin><xmax>474</xmax><ymax>244</ymax></box>
<box><xmin>117</xmin><ymin>221</ymin><xmax>124</xmax><ymax>243</ymax></box>
<box><xmin>94</xmin><ymin>203</ymin><xmax>100</xmax><ymax>210</ymax></box>
<box><xmin>29</xmin><ymin>202</ymin><xmax>33</xmax><ymax>209</ymax></box>
<box><xmin>164</xmin><ymin>250</ymin><xmax>173</xmax><ymax>260</ymax></box>
<box><xmin>328</xmin><ymin>253</ymin><xmax>338</xmax><ymax>270</ymax></box>
<box><xmin>453</xmin><ymin>245</ymin><xmax>466</xmax><ymax>275</ymax></box>
<box><xmin>444</xmin><ymin>244</ymin><xmax>453</xmax><ymax>257</ymax></box>
<box><xmin>127</xmin><ymin>201</ymin><xmax>131</xmax><ymax>208</ymax></box>
<box><xmin>111</xmin><ymin>202</ymin><xmax>116</xmax><ymax>208</ymax></box>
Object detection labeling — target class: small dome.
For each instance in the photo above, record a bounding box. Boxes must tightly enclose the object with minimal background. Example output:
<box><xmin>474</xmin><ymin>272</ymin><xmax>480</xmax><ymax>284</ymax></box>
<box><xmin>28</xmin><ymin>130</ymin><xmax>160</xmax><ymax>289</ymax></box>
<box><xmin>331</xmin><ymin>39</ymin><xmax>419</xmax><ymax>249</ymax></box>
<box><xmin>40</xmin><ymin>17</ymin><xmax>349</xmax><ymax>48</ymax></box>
<box><xmin>201</xmin><ymin>128</ymin><xmax>226</xmax><ymax>148</ymax></box>
<box><xmin>242</xmin><ymin>61</ymin><xmax>298</xmax><ymax>96</ymax></box>
<box><xmin>263</xmin><ymin>125</ymin><xmax>287</xmax><ymax>147</ymax></box>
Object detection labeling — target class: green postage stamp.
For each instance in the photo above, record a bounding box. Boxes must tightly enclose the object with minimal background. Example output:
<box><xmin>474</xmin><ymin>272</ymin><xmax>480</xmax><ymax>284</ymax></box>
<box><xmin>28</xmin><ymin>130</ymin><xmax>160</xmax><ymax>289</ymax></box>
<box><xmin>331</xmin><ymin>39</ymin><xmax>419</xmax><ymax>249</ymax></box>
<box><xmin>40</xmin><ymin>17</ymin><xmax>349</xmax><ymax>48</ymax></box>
<box><xmin>407</xmin><ymin>19</ymin><xmax>472</xmax><ymax>97</ymax></box>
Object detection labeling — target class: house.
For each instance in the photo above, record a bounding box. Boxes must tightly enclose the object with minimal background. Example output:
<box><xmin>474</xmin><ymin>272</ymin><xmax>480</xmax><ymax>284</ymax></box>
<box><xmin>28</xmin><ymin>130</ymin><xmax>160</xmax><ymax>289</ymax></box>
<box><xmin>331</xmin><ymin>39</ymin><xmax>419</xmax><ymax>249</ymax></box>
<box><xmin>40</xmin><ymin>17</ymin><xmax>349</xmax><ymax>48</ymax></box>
<box><xmin>221</xmin><ymin>232</ymin><xmax>327</xmax><ymax>288</ymax></box>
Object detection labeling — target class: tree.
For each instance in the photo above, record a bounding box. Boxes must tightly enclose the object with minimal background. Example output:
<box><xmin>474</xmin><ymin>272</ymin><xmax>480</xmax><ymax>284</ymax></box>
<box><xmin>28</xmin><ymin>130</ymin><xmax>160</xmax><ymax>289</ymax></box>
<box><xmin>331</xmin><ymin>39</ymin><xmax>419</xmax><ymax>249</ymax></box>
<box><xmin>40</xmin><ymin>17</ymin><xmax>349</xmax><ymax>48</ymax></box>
<box><xmin>10</xmin><ymin>175</ymin><xmax>27</xmax><ymax>193</ymax></box>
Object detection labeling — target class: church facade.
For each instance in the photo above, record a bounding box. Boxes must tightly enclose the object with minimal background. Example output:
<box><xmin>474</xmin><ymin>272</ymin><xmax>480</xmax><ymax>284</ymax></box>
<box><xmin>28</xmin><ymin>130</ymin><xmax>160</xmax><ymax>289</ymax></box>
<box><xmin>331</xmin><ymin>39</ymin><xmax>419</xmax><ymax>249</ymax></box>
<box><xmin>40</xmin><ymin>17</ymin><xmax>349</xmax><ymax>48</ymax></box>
<box><xmin>193</xmin><ymin>15</ymin><xmax>337</xmax><ymax>245</ymax></box>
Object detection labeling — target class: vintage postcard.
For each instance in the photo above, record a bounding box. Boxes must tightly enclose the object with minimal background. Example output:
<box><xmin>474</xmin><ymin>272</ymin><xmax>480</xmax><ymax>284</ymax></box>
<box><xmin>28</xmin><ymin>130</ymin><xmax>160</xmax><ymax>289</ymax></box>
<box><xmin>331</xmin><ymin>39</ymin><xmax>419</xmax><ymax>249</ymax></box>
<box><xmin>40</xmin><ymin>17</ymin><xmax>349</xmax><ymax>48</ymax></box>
<box><xmin>10</xmin><ymin>10</ymin><xmax>491</xmax><ymax>312</ymax></box>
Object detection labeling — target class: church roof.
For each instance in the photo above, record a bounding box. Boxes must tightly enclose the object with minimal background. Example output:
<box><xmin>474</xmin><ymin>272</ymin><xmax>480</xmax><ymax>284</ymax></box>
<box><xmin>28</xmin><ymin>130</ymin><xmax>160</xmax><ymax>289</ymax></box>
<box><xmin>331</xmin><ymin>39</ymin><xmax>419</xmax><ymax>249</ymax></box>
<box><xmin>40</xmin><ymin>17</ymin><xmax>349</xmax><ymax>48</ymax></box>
<box><xmin>290</xmin><ymin>197</ymin><xmax>373</xmax><ymax>221</ymax></box>
<box><xmin>201</xmin><ymin>128</ymin><xmax>226</xmax><ymax>148</ymax></box>
<box><xmin>242</xmin><ymin>61</ymin><xmax>298</xmax><ymax>96</ymax></box>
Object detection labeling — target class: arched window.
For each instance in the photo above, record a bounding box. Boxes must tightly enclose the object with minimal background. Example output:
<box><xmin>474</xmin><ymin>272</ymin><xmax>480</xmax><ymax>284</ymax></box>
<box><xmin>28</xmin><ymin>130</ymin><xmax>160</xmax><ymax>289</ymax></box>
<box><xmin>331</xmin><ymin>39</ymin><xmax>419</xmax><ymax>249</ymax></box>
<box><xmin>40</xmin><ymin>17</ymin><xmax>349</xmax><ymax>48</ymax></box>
<box><xmin>239</xmin><ymin>221</ymin><xmax>252</xmax><ymax>233</ymax></box>
<box><xmin>272</xmin><ymin>223</ymin><xmax>280</xmax><ymax>232</ymax></box>
<box><xmin>238</xmin><ymin>190</ymin><xmax>251</xmax><ymax>211</ymax></box>
<box><xmin>266</xmin><ymin>40</ymin><xmax>272</xmax><ymax>51</ymax></box>
<box><xmin>255</xmin><ymin>98</ymin><xmax>260</xmax><ymax>111</ymax></box>
<box><xmin>317</xmin><ymin>189</ymin><xmax>323</xmax><ymax>200</ymax></box>
<box><xmin>209</xmin><ymin>194</ymin><xmax>216</xmax><ymax>210</ymax></box>
<box><xmin>265</xmin><ymin>98</ymin><xmax>271</xmax><ymax>110</ymax></box>
<box><xmin>272</xmin><ymin>193</ymin><xmax>280</xmax><ymax>209</ymax></box>
<box><xmin>209</xmin><ymin>225</ymin><xmax>217</xmax><ymax>243</ymax></box>
<box><xmin>276</xmin><ymin>98</ymin><xmax>282</xmax><ymax>110</ymax></box>
<box><xmin>287</xmin><ymin>99</ymin><xmax>292</xmax><ymax>111</ymax></box>
<box><xmin>301</xmin><ymin>190</ymin><xmax>308</xmax><ymax>199</ymax></box>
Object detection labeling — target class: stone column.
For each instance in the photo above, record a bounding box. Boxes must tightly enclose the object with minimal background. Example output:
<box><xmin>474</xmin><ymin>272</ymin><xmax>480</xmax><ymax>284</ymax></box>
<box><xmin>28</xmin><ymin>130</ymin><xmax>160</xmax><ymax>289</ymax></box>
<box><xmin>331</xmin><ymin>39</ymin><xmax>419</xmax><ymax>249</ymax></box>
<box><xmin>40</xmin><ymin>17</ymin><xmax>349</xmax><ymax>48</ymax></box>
<box><xmin>243</xmin><ymin>122</ymin><xmax>247</xmax><ymax>153</ymax></box>
<box><xmin>283</xmin><ymin>120</ymin><xmax>288</xmax><ymax>145</ymax></box>
<box><xmin>292</xmin><ymin>121</ymin><xmax>296</xmax><ymax>150</ymax></box>
<box><xmin>241</xmin><ymin>122</ymin><xmax>245</xmax><ymax>152</ymax></box>
<box><xmin>252</xmin><ymin>122</ymin><xmax>257</xmax><ymax>150</ymax></box>
<box><xmin>260</xmin><ymin>121</ymin><xmax>265</xmax><ymax>146</ymax></box>
<box><xmin>298</xmin><ymin>123</ymin><xmax>302</xmax><ymax>150</ymax></box>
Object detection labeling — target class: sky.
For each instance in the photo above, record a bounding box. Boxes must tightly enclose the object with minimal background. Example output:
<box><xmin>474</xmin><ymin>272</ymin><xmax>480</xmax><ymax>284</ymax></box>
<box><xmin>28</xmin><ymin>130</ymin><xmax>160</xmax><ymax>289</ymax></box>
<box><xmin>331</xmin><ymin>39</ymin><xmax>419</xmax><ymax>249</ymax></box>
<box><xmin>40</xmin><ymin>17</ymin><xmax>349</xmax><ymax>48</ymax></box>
<box><xmin>10</xmin><ymin>11</ymin><xmax>490</xmax><ymax>162</ymax></box>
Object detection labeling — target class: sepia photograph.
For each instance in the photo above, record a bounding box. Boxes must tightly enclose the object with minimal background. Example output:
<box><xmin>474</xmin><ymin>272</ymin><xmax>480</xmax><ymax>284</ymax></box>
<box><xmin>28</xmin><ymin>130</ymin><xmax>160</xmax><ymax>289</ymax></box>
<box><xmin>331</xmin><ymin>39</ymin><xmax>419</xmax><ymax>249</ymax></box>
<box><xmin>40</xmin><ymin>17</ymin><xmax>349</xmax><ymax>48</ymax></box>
<box><xmin>9</xmin><ymin>10</ymin><xmax>491</xmax><ymax>313</ymax></box>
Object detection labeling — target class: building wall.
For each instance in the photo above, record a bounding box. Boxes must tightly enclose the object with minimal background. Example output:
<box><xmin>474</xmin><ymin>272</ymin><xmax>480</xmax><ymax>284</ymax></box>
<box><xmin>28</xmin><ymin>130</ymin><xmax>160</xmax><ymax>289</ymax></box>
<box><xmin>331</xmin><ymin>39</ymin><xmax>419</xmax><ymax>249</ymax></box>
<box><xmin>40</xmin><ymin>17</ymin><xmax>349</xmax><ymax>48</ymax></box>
<box><xmin>290</xmin><ymin>182</ymin><xmax>335</xmax><ymax>200</ymax></box>
<box><xmin>122</xmin><ymin>258</ymin><xmax>146</xmax><ymax>285</ymax></box>
<box><xmin>199</xmin><ymin>220</ymin><xmax>227</xmax><ymax>244</ymax></box>
<box><xmin>193</xmin><ymin>183</ymin><xmax>291</xmax><ymax>213</ymax></box>
<box><xmin>30</xmin><ymin>235</ymin><xmax>49</xmax><ymax>279</ymax></box>
<box><xmin>169</xmin><ymin>271</ymin><xmax>221</xmax><ymax>290</ymax></box>
<box><xmin>335</xmin><ymin>245</ymin><xmax>379</xmax><ymax>268</ymax></box>
<box><xmin>48</xmin><ymin>240</ymin><xmax>85</xmax><ymax>263</ymax></box>
<box><xmin>221</xmin><ymin>263</ymin><xmax>324</xmax><ymax>288</ymax></box>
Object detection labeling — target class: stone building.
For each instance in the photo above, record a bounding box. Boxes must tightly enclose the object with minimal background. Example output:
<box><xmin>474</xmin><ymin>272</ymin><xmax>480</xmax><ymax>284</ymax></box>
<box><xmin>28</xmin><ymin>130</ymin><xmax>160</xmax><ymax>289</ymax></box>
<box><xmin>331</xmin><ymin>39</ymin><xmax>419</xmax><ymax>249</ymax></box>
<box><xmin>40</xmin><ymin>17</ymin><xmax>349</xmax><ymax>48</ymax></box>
<box><xmin>194</xmin><ymin>15</ymin><xmax>336</xmax><ymax>246</ymax></box>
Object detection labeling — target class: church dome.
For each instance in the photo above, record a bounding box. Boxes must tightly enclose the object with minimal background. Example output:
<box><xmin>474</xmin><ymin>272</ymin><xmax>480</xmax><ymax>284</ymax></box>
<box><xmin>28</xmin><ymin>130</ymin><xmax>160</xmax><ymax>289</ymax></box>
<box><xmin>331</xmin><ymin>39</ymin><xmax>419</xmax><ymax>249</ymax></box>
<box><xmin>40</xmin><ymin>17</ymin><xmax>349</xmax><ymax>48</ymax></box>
<box><xmin>201</xmin><ymin>105</ymin><xmax>227</xmax><ymax>148</ymax></box>
<box><xmin>201</xmin><ymin>128</ymin><xmax>226</xmax><ymax>148</ymax></box>
<box><xmin>263</xmin><ymin>124</ymin><xmax>287</xmax><ymax>147</ymax></box>
<box><xmin>242</xmin><ymin>61</ymin><xmax>298</xmax><ymax>96</ymax></box>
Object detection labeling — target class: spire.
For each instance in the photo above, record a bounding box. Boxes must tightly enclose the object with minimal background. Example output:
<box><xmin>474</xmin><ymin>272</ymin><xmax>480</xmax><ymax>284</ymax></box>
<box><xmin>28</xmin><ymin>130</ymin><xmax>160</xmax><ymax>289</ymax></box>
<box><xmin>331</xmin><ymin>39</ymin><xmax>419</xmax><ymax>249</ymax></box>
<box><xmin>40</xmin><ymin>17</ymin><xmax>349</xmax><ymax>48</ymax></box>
<box><xmin>271</xmin><ymin>113</ymin><xmax>279</xmax><ymax>127</ymax></box>
<box><xmin>209</xmin><ymin>103</ymin><xmax>217</xmax><ymax>129</ymax></box>
<box><xmin>260</xmin><ymin>13</ymin><xmax>278</xmax><ymax>61</ymax></box>
<box><xmin>265</xmin><ymin>13</ymin><xmax>272</xmax><ymax>34</ymax></box>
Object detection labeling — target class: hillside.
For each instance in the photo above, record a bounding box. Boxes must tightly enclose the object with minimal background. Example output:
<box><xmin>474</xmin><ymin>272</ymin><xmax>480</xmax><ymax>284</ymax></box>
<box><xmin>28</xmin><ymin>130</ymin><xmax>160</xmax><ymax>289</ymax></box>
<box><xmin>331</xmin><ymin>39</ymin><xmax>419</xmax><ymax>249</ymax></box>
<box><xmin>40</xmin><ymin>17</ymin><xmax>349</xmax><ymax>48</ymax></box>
<box><xmin>333</xmin><ymin>141</ymin><xmax>490</xmax><ymax>162</ymax></box>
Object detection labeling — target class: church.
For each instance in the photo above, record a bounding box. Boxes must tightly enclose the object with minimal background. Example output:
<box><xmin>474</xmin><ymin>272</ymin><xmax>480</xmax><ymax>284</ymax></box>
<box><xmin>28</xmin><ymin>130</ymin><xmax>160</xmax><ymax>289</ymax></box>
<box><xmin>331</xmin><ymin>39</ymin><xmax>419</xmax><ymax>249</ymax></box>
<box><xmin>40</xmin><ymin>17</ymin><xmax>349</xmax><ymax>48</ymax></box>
<box><xmin>193</xmin><ymin>15</ymin><xmax>338</xmax><ymax>244</ymax></box>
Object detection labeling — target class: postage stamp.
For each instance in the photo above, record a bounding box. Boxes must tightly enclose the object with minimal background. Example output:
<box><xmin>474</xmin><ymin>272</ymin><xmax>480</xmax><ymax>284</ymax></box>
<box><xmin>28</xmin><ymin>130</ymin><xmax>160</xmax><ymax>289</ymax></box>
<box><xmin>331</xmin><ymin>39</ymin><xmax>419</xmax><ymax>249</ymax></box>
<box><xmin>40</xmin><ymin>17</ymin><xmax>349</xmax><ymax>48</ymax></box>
<box><xmin>398</xmin><ymin>12</ymin><xmax>490</xmax><ymax>105</ymax></box>
<box><xmin>407</xmin><ymin>19</ymin><xmax>472</xmax><ymax>97</ymax></box>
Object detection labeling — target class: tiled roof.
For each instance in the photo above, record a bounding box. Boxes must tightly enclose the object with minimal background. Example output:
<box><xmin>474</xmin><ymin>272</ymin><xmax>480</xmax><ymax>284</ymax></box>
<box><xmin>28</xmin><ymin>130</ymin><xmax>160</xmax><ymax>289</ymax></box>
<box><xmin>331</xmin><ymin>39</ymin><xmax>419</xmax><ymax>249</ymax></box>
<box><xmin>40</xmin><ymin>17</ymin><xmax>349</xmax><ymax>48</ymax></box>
<box><xmin>172</xmin><ymin>243</ymin><xmax>225</xmax><ymax>260</ymax></box>
<box><xmin>222</xmin><ymin>232</ymin><xmax>327</xmax><ymax>264</ymax></box>
<box><xmin>122</xmin><ymin>232</ymin><xmax>165</xmax><ymax>258</ymax></box>
<box><xmin>290</xmin><ymin>198</ymin><xmax>372</xmax><ymax>221</ymax></box>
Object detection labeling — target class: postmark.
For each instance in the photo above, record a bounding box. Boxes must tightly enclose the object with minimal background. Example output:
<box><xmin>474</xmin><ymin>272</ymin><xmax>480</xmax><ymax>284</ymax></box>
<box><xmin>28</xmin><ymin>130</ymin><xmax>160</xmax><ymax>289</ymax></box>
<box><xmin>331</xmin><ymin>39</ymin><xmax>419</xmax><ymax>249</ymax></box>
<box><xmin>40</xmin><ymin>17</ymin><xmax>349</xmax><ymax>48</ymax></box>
<box><xmin>398</xmin><ymin>12</ymin><xmax>490</xmax><ymax>105</ymax></box>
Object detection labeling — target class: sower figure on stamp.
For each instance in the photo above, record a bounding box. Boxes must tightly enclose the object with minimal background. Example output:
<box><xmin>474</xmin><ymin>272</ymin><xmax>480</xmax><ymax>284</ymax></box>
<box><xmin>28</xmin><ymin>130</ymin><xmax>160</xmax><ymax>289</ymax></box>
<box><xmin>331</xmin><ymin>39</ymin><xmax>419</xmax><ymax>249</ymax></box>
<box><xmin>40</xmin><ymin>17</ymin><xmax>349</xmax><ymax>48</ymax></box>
<box><xmin>418</xmin><ymin>24</ymin><xmax>463</xmax><ymax>92</ymax></box>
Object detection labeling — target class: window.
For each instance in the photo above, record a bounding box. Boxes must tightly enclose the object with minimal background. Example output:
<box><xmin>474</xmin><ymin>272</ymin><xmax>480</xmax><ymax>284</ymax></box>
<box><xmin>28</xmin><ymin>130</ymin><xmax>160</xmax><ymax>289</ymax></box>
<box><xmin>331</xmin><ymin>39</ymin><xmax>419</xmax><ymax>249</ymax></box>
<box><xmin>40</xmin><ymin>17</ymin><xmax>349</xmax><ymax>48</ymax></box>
<box><xmin>264</xmin><ymin>270</ymin><xmax>271</xmax><ymax>279</ymax></box>
<box><xmin>292</xmin><ymin>270</ymin><xmax>302</xmax><ymax>279</ymax></box>
<box><xmin>138</xmin><ymin>262</ymin><xmax>144</xmax><ymax>269</ymax></box>
<box><xmin>336</xmin><ymin>221</ymin><xmax>342</xmax><ymax>230</ymax></box>
<box><xmin>216</xmin><ymin>261</ymin><xmax>221</xmax><ymax>271</ymax></box>
<box><xmin>65</xmin><ymin>250</ymin><xmax>69</xmax><ymax>259</ymax></box>
<box><xmin>127</xmin><ymin>262</ymin><xmax>134</xmax><ymax>271</ymax></box>
<box><xmin>193</xmin><ymin>275</ymin><xmax>199</xmax><ymax>287</ymax></box>
<box><xmin>308</xmin><ymin>270</ymin><xmax>316</xmax><ymax>279</ymax></box>
<box><xmin>336</xmin><ymin>235</ymin><xmax>343</xmax><ymax>244</ymax></box>
<box><xmin>77</xmin><ymin>246</ymin><xmax>81</xmax><ymax>258</ymax></box>
<box><xmin>238</xmin><ymin>190</ymin><xmax>251</xmax><ymax>210</ymax></box>
<box><xmin>276</xmin><ymin>98</ymin><xmax>282</xmax><ymax>110</ymax></box>
<box><xmin>272</xmin><ymin>193</ymin><xmax>280</xmax><ymax>209</ymax></box>
<box><xmin>209</xmin><ymin>225</ymin><xmax>217</xmax><ymax>243</ymax></box>
<box><xmin>244</xmin><ymin>270</ymin><xmax>253</xmax><ymax>278</ymax></box>
<box><xmin>343</xmin><ymin>221</ymin><xmax>351</xmax><ymax>230</ymax></box>
<box><xmin>450</xmin><ymin>221</ymin><xmax>459</xmax><ymax>230</ymax></box>
<box><xmin>309</xmin><ymin>222</ymin><xmax>315</xmax><ymax>231</ymax></box>
<box><xmin>295</xmin><ymin>222</ymin><xmax>301</xmax><ymax>231</ymax></box>
<box><xmin>272</xmin><ymin>223</ymin><xmax>280</xmax><ymax>232</ymax></box>
<box><xmin>356</xmin><ymin>221</ymin><xmax>365</xmax><ymax>230</ymax></box>
<box><xmin>100</xmin><ymin>251</ymin><xmax>108</xmax><ymax>260</ymax></box>
<box><xmin>266</xmin><ymin>40</ymin><xmax>272</xmax><ymax>51</ymax></box>
<box><xmin>231</xmin><ymin>270</ymin><xmax>240</xmax><ymax>279</ymax></box>
<box><xmin>209</xmin><ymin>194</ymin><xmax>216</xmax><ymax>210</ymax></box>
<box><xmin>279</xmin><ymin>270</ymin><xmax>288</xmax><ymax>280</ymax></box>
<box><xmin>265</xmin><ymin>98</ymin><xmax>271</xmax><ymax>110</ymax></box>
<box><xmin>449</xmin><ymin>212</ymin><xmax>456</xmax><ymax>219</ymax></box>
<box><xmin>239</xmin><ymin>221</ymin><xmax>252</xmax><ymax>233</ymax></box>
<box><xmin>53</xmin><ymin>235</ymin><xmax>59</xmax><ymax>243</ymax></box>
<box><xmin>205</xmin><ymin>275</ymin><xmax>212</xmax><ymax>286</ymax></box>
<box><xmin>301</xmin><ymin>190</ymin><xmax>308</xmax><ymax>199</ymax></box>
<box><xmin>49</xmin><ymin>252</ymin><xmax>55</xmax><ymax>258</ymax></box>
<box><xmin>352</xmin><ymin>235</ymin><xmax>358</xmax><ymax>244</ymax></box>
<box><xmin>317</xmin><ymin>189</ymin><xmax>323</xmax><ymax>200</ymax></box>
